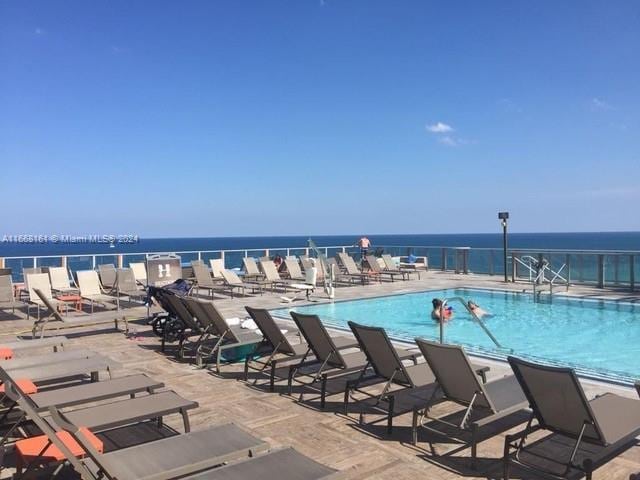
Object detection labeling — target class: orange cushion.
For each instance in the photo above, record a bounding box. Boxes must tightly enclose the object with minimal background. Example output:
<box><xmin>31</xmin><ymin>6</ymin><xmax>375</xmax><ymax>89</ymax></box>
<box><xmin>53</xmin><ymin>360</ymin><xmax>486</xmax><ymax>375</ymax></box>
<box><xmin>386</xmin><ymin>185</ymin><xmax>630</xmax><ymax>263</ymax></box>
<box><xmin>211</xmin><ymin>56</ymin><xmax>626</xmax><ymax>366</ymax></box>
<box><xmin>0</xmin><ymin>348</ymin><xmax>13</xmax><ymax>360</ymax></box>
<box><xmin>0</xmin><ymin>379</ymin><xmax>38</xmax><ymax>395</ymax></box>
<box><xmin>16</xmin><ymin>428</ymin><xmax>103</xmax><ymax>463</ymax></box>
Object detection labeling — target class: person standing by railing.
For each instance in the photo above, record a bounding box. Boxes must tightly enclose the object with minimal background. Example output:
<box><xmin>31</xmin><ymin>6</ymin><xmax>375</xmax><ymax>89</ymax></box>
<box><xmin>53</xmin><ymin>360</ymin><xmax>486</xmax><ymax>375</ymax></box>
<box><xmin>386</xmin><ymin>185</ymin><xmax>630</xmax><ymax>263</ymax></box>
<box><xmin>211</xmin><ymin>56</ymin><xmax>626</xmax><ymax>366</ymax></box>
<box><xmin>357</xmin><ymin>236</ymin><xmax>371</xmax><ymax>262</ymax></box>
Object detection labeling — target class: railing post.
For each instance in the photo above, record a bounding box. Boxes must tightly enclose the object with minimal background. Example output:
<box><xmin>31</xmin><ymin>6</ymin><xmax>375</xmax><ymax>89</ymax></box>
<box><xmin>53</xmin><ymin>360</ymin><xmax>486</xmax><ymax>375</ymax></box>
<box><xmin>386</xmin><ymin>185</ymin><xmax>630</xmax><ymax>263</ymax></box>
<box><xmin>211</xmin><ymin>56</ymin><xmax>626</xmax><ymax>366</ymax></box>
<box><xmin>613</xmin><ymin>255</ymin><xmax>620</xmax><ymax>285</ymax></box>
<box><xmin>198</xmin><ymin>251</ymin><xmax>202</xmax><ymax>261</ymax></box>
<box><xmin>220</xmin><ymin>250</ymin><xmax>226</xmax><ymax>268</ymax></box>
<box><xmin>33</xmin><ymin>257</ymin><xmax>37</xmax><ymax>268</ymax></box>
<box><xmin>92</xmin><ymin>255</ymin><xmax>96</xmax><ymax>269</ymax></box>
<box><xmin>244</xmin><ymin>250</ymin><xmax>248</xmax><ymax>258</ymax></box>
<box><xmin>264</xmin><ymin>249</ymin><xmax>269</xmax><ymax>259</ymax></box>
<box><xmin>117</xmin><ymin>254</ymin><xmax>123</xmax><ymax>268</ymax></box>
<box><xmin>0</xmin><ymin>257</ymin><xmax>4</xmax><ymax>268</ymax></box>
<box><xmin>511</xmin><ymin>251</ymin><xmax>517</xmax><ymax>282</ymax></box>
<box><xmin>597</xmin><ymin>254</ymin><xmax>605</xmax><ymax>288</ymax></box>
<box><xmin>341</xmin><ymin>246</ymin><xmax>346</xmax><ymax>253</ymax></box>
<box><xmin>61</xmin><ymin>256</ymin><xmax>67</xmax><ymax>269</ymax></box>
<box><xmin>630</xmin><ymin>255</ymin><xmax>635</xmax><ymax>291</ymax></box>
<box><xmin>441</xmin><ymin>248</ymin><xmax>447</xmax><ymax>271</ymax></box>
<box><xmin>463</xmin><ymin>248</ymin><xmax>469</xmax><ymax>274</ymax></box>
<box><xmin>565</xmin><ymin>254</ymin><xmax>571</xmax><ymax>289</ymax></box>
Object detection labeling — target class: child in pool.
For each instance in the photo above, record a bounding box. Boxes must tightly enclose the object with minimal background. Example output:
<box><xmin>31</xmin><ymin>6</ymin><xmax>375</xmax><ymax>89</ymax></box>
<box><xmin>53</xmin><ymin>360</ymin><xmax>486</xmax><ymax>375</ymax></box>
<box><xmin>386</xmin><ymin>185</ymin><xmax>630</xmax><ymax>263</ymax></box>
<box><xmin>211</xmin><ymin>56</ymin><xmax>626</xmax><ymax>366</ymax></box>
<box><xmin>468</xmin><ymin>301</ymin><xmax>491</xmax><ymax>319</ymax></box>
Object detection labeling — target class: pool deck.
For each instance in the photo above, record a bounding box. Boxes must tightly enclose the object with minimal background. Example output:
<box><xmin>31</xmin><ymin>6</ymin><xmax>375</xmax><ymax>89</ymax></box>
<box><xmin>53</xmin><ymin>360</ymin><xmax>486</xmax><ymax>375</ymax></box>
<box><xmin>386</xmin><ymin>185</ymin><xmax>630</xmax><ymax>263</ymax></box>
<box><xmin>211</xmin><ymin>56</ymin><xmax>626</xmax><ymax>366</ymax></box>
<box><xmin>1</xmin><ymin>271</ymin><xmax>639</xmax><ymax>479</ymax></box>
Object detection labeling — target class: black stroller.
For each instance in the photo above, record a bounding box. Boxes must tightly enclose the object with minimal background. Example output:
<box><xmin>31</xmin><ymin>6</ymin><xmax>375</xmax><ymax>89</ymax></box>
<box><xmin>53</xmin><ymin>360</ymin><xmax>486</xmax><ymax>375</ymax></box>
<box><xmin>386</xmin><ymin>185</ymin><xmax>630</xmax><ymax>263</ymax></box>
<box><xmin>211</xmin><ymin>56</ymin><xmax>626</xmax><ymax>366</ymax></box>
<box><xmin>146</xmin><ymin>279</ymin><xmax>193</xmax><ymax>349</ymax></box>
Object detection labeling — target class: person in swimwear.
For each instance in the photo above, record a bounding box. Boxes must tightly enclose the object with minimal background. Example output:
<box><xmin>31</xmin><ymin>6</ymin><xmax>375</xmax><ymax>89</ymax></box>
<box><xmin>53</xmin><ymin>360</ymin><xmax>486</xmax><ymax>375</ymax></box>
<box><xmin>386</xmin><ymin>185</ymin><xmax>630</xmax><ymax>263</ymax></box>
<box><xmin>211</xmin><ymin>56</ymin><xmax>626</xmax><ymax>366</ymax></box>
<box><xmin>468</xmin><ymin>301</ymin><xmax>490</xmax><ymax>319</ymax></box>
<box><xmin>431</xmin><ymin>298</ymin><xmax>453</xmax><ymax>322</ymax></box>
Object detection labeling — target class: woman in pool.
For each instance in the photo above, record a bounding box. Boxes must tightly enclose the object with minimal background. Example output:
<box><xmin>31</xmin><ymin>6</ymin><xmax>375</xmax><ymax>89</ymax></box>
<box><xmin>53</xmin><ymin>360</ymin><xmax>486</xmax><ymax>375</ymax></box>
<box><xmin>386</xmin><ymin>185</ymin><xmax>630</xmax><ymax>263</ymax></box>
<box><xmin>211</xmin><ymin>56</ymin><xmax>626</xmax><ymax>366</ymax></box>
<box><xmin>431</xmin><ymin>298</ymin><xmax>453</xmax><ymax>322</ymax></box>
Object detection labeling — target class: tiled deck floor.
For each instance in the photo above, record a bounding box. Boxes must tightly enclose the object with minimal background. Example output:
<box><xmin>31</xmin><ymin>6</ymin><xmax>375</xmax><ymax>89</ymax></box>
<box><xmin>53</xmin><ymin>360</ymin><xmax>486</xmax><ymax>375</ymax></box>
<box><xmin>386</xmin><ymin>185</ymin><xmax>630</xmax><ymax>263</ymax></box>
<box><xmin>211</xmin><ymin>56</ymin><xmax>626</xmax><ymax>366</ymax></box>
<box><xmin>1</xmin><ymin>271</ymin><xmax>639</xmax><ymax>479</ymax></box>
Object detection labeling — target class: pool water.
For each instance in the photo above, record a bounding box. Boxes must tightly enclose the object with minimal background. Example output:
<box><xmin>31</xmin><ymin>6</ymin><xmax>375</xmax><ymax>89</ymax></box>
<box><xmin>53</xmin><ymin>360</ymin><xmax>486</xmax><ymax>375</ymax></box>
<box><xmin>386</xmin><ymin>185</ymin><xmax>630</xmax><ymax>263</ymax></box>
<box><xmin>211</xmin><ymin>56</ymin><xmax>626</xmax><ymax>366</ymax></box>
<box><xmin>273</xmin><ymin>288</ymin><xmax>640</xmax><ymax>383</ymax></box>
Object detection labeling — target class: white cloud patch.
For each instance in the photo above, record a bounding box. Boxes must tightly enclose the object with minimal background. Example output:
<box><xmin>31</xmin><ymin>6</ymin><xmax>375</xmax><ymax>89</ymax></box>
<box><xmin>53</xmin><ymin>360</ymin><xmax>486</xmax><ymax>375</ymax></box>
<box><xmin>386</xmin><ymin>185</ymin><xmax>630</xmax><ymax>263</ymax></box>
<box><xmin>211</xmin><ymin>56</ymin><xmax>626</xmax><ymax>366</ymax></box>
<box><xmin>426</xmin><ymin>122</ymin><xmax>453</xmax><ymax>133</ymax></box>
<box><xmin>591</xmin><ymin>97</ymin><xmax>613</xmax><ymax>111</ymax></box>
<box><xmin>438</xmin><ymin>136</ymin><xmax>458</xmax><ymax>147</ymax></box>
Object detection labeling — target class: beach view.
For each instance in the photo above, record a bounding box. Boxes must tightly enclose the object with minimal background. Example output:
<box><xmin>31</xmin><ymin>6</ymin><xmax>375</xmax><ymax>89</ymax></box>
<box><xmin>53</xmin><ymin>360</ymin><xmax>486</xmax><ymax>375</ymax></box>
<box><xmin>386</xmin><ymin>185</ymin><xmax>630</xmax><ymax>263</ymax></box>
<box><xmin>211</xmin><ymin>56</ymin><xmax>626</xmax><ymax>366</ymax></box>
<box><xmin>1</xmin><ymin>1</ymin><xmax>640</xmax><ymax>479</ymax></box>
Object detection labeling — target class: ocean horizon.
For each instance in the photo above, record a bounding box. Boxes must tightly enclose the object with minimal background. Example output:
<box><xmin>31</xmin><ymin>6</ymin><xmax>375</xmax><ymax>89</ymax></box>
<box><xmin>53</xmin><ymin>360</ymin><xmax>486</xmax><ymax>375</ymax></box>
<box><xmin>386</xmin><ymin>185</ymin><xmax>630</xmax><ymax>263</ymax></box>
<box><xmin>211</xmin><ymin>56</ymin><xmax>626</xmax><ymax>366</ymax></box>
<box><xmin>2</xmin><ymin>231</ymin><xmax>639</xmax><ymax>257</ymax></box>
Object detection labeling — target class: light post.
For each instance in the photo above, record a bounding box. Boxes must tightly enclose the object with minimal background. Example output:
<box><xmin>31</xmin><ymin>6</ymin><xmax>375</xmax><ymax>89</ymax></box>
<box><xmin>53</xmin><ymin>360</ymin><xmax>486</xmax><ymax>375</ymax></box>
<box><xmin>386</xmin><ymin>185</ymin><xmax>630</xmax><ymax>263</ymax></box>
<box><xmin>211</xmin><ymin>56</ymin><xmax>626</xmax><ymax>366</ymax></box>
<box><xmin>498</xmin><ymin>212</ymin><xmax>509</xmax><ymax>282</ymax></box>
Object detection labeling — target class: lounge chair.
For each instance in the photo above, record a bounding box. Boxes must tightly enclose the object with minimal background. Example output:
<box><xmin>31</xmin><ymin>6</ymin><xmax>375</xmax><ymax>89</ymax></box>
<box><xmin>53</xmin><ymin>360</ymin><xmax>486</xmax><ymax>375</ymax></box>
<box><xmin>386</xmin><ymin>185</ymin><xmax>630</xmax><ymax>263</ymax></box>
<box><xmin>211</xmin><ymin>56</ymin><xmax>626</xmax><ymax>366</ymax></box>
<box><xmin>164</xmin><ymin>294</ymin><xmax>212</xmax><ymax>357</ymax></box>
<box><xmin>284</xmin><ymin>258</ymin><xmax>306</xmax><ymax>281</ymax></box>
<box><xmin>336</xmin><ymin>253</ymin><xmax>376</xmax><ymax>284</ymax></box>
<box><xmin>2</xmin><ymin>377</ymin><xmax>264</xmax><ymax>480</ymax></box>
<box><xmin>32</xmin><ymin>288</ymin><xmax>126</xmax><ymax>337</ymax></box>
<box><xmin>0</xmin><ymin>367</ymin><xmax>163</xmax><ymax>447</ymax></box>
<box><xmin>186</xmin><ymin>299</ymin><xmax>265</xmax><ymax>372</ymax></box>
<box><xmin>2</xmin><ymin>353</ymin><xmax>118</xmax><ymax>385</ymax></box>
<box><xmin>242</xmin><ymin>257</ymin><xmax>267</xmax><ymax>281</ymax></box>
<box><xmin>1</xmin><ymin>349</ymin><xmax>100</xmax><ymax>371</ymax></box>
<box><xmin>192</xmin><ymin>264</ymin><xmax>219</xmax><ymax>299</ymax></box>
<box><xmin>365</xmin><ymin>255</ymin><xmax>405</xmax><ymax>282</ymax></box>
<box><xmin>97</xmin><ymin>264</ymin><xmax>117</xmax><ymax>291</ymax></box>
<box><xmin>178</xmin><ymin>447</ymin><xmax>339</xmax><ymax>480</ymax></box>
<box><xmin>77</xmin><ymin>270</ymin><xmax>117</xmax><ymax>313</ymax></box>
<box><xmin>260</xmin><ymin>259</ymin><xmax>315</xmax><ymax>299</ymax></box>
<box><xmin>0</xmin><ymin>275</ymin><xmax>24</xmax><ymax>314</ymax></box>
<box><xmin>129</xmin><ymin>262</ymin><xmax>148</xmax><ymax>285</ymax></box>
<box><xmin>504</xmin><ymin>356</ymin><xmax>640</xmax><ymax>480</ymax></box>
<box><xmin>46</xmin><ymin>266</ymin><xmax>79</xmax><ymax>295</ymax></box>
<box><xmin>114</xmin><ymin>268</ymin><xmax>146</xmax><ymax>304</ymax></box>
<box><xmin>243</xmin><ymin>307</ymin><xmax>358</xmax><ymax>391</ymax></box>
<box><xmin>220</xmin><ymin>269</ymin><xmax>263</xmax><ymax>297</ymax></box>
<box><xmin>381</xmin><ymin>254</ymin><xmax>418</xmax><ymax>280</ymax></box>
<box><xmin>411</xmin><ymin>339</ymin><xmax>526</xmax><ymax>468</ymax></box>
<box><xmin>25</xmin><ymin>273</ymin><xmax>62</xmax><ymax>319</ymax></box>
<box><xmin>288</xmin><ymin>312</ymin><xmax>419</xmax><ymax>409</ymax></box>
<box><xmin>208</xmin><ymin>258</ymin><xmax>226</xmax><ymax>280</ymax></box>
<box><xmin>344</xmin><ymin>323</ymin><xmax>489</xmax><ymax>434</ymax></box>
<box><xmin>0</xmin><ymin>336</ymin><xmax>66</xmax><ymax>354</ymax></box>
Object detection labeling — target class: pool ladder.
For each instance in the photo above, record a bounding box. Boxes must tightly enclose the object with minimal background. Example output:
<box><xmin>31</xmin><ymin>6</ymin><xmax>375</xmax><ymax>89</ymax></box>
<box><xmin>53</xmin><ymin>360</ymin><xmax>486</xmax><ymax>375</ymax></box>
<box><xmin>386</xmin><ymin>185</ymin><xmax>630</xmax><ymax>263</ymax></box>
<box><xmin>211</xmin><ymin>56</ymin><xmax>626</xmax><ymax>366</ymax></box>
<box><xmin>439</xmin><ymin>297</ymin><xmax>510</xmax><ymax>351</ymax></box>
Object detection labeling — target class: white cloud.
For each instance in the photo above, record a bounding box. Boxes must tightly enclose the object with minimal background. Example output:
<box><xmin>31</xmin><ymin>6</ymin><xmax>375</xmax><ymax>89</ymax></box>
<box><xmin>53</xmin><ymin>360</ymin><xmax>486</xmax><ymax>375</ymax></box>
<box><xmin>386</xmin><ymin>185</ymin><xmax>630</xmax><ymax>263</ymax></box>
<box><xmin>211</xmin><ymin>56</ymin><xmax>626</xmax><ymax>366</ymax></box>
<box><xmin>591</xmin><ymin>97</ymin><xmax>613</xmax><ymax>111</ymax></box>
<box><xmin>438</xmin><ymin>136</ymin><xmax>458</xmax><ymax>147</ymax></box>
<box><xmin>426</xmin><ymin>122</ymin><xmax>453</xmax><ymax>133</ymax></box>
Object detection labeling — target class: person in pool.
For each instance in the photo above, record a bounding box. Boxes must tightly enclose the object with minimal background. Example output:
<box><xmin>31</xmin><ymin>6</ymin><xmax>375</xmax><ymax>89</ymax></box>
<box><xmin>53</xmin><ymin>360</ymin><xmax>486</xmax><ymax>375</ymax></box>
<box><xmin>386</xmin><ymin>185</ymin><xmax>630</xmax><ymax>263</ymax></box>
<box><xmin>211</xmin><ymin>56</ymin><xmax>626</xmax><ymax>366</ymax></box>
<box><xmin>468</xmin><ymin>301</ymin><xmax>490</xmax><ymax>319</ymax></box>
<box><xmin>431</xmin><ymin>298</ymin><xmax>453</xmax><ymax>322</ymax></box>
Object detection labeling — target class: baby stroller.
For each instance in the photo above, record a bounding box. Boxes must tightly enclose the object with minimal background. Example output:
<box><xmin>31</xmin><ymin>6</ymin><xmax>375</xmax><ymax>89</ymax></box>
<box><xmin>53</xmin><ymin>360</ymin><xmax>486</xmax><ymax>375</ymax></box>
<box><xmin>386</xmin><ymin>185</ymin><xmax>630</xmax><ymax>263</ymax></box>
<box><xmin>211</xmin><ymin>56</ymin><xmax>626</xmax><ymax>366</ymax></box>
<box><xmin>147</xmin><ymin>279</ymin><xmax>192</xmax><ymax>347</ymax></box>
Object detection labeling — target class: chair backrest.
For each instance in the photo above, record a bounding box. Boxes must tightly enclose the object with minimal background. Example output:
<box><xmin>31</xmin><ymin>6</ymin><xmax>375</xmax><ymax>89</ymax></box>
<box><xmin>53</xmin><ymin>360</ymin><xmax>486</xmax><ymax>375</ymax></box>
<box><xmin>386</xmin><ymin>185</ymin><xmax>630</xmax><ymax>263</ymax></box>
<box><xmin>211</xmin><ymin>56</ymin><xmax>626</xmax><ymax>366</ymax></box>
<box><xmin>243</xmin><ymin>257</ymin><xmax>261</xmax><ymax>275</ymax></box>
<box><xmin>77</xmin><ymin>270</ymin><xmax>103</xmax><ymax>296</ymax></box>
<box><xmin>97</xmin><ymin>264</ymin><xmax>117</xmax><ymax>289</ymax></box>
<box><xmin>220</xmin><ymin>269</ymin><xmax>242</xmax><ymax>286</ymax></box>
<box><xmin>116</xmin><ymin>268</ymin><xmax>139</xmax><ymax>293</ymax></box>
<box><xmin>0</xmin><ymin>275</ymin><xmax>14</xmax><ymax>302</ymax></box>
<box><xmin>0</xmin><ymin>268</ymin><xmax>12</xmax><ymax>277</ymax></box>
<box><xmin>23</xmin><ymin>267</ymin><xmax>42</xmax><ymax>288</ymax></box>
<box><xmin>196</xmin><ymin>300</ymin><xmax>239</xmax><ymax>342</ymax></box>
<box><xmin>381</xmin><ymin>254</ymin><xmax>397</xmax><ymax>270</ymax></box>
<box><xmin>348</xmin><ymin>321</ymin><xmax>412</xmax><ymax>386</ymax></box>
<box><xmin>33</xmin><ymin>289</ymin><xmax>66</xmax><ymax>323</ymax></box>
<box><xmin>259</xmin><ymin>260</ymin><xmax>281</xmax><ymax>282</ymax></box>
<box><xmin>191</xmin><ymin>259</ymin><xmax>205</xmax><ymax>267</ymax></box>
<box><xmin>209</xmin><ymin>258</ymin><xmax>225</xmax><ymax>278</ymax></box>
<box><xmin>129</xmin><ymin>262</ymin><xmax>147</xmax><ymax>283</ymax></box>
<box><xmin>337</xmin><ymin>253</ymin><xmax>359</xmax><ymax>275</ymax></box>
<box><xmin>27</xmin><ymin>273</ymin><xmax>53</xmax><ymax>303</ymax></box>
<box><xmin>507</xmin><ymin>356</ymin><xmax>604</xmax><ymax>443</ymax></box>
<box><xmin>245</xmin><ymin>306</ymin><xmax>295</xmax><ymax>355</ymax></box>
<box><xmin>193</xmin><ymin>264</ymin><xmax>214</xmax><ymax>287</ymax></box>
<box><xmin>290</xmin><ymin>312</ymin><xmax>345</xmax><ymax>369</ymax></box>
<box><xmin>164</xmin><ymin>294</ymin><xmax>201</xmax><ymax>331</ymax></box>
<box><xmin>365</xmin><ymin>255</ymin><xmax>382</xmax><ymax>273</ymax></box>
<box><xmin>285</xmin><ymin>258</ymin><xmax>304</xmax><ymax>279</ymax></box>
<box><xmin>48</xmin><ymin>267</ymin><xmax>72</xmax><ymax>290</ymax></box>
<box><xmin>416</xmin><ymin>339</ymin><xmax>492</xmax><ymax>409</ymax></box>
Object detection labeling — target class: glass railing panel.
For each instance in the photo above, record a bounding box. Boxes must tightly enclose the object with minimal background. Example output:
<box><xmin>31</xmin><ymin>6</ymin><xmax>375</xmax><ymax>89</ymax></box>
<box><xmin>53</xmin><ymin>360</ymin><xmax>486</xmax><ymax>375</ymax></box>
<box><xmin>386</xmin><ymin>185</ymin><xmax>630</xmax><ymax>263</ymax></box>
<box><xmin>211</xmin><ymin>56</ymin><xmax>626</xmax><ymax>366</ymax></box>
<box><xmin>122</xmin><ymin>254</ymin><xmax>146</xmax><ymax>267</ymax></box>
<box><xmin>4</xmin><ymin>258</ymin><xmax>35</xmax><ymax>282</ymax></box>
<box><xmin>67</xmin><ymin>256</ymin><xmax>93</xmax><ymax>274</ymax></box>
<box><xmin>224</xmin><ymin>251</ymin><xmax>244</xmax><ymax>270</ymax></box>
<box><xmin>94</xmin><ymin>255</ymin><xmax>118</xmax><ymax>267</ymax></box>
<box><xmin>200</xmin><ymin>251</ymin><xmax>222</xmax><ymax>266</ymax></box>
<box><xmin>36</xmin><ymin>257</ymin><xmax>63</xmax><ymax>269</ymax></box>
<box><xmin>287</xmin><ymin>248</ymin><xmax>308</xmax><ymax>259</ymax></box>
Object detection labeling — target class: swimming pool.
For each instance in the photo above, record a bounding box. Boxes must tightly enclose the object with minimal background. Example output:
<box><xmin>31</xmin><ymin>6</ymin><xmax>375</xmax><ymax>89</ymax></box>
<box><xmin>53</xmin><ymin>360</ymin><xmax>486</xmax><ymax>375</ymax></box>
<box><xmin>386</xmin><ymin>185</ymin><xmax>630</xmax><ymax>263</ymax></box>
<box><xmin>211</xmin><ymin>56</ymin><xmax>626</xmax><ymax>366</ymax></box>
<box><xmin>273</xmin><ymin>288</ymin><xmax>640</xmax><ymax>384</ymax></box>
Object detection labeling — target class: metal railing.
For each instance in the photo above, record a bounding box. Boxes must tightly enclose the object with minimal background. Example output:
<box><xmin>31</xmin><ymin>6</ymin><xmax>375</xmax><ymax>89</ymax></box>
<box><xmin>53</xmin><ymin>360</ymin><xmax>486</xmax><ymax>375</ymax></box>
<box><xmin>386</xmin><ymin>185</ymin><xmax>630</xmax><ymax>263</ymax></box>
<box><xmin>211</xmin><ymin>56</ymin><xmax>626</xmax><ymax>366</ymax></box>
<box><xmin>0</xmin><ymin>244</ymin><xmax>638</xmax><ymax>291</ymax></box>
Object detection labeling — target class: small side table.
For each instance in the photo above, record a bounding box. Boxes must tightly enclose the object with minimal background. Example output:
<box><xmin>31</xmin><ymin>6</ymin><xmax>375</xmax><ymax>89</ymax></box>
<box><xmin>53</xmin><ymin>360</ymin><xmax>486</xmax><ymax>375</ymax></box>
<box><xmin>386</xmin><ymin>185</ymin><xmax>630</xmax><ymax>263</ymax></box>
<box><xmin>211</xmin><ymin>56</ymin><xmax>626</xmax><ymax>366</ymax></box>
<box><xmin>56</xmin><ymin>294</ymin><xmax>83</xmax><ymax>313</ymax></box>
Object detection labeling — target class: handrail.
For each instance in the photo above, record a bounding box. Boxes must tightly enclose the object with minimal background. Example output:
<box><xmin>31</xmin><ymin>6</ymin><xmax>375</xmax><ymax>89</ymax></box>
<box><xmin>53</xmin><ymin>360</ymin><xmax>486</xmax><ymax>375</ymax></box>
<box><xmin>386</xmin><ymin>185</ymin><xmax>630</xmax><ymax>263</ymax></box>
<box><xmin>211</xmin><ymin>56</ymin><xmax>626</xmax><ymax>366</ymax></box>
<box><xmin>439</xmin><ymin>296</ymin><xmax>506</xmax><ymax>350</ymax></box>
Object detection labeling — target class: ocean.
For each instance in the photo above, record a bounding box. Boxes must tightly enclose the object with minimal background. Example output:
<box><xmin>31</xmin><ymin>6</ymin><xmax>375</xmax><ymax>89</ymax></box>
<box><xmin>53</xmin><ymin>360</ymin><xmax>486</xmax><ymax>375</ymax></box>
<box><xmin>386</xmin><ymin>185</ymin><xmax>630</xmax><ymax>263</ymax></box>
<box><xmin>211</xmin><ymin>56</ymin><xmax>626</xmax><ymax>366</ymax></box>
<box><xmin>1</xmin><ymin>232</ymin><xmax>639</xmax><ymax>257</ymax></box>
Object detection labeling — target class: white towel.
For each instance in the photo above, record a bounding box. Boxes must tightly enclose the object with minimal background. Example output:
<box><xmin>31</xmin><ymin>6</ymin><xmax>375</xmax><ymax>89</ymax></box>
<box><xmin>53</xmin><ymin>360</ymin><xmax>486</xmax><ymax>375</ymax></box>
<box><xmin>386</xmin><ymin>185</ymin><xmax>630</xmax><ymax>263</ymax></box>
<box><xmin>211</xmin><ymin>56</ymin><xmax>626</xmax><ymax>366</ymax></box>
<box><xmin>241</xmin><ymin>318</ymin><xmax>258</xmax><ymax>330</ymax></box>
<box><xmin>226</xmin><ymin>317</ymin><xmax>241</xmax><ymax>326</ymax></box>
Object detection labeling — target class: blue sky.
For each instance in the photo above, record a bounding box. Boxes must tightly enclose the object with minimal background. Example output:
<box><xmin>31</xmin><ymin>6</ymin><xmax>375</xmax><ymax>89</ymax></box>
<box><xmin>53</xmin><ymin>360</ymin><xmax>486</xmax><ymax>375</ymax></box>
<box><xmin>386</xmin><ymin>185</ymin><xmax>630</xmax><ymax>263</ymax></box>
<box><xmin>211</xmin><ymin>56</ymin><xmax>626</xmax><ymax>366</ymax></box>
<box><xmin>1</xmin><ymin>1</ymin><xmax>639</xmax><ymax>237</ymax></box>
